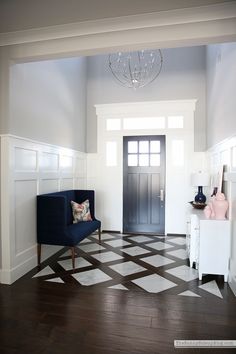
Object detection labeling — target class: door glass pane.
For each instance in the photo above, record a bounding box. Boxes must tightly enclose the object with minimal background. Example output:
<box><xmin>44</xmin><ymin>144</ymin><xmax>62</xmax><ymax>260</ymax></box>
<box><xmin>139</xmin><ymin>141</ymin><xmax>149</xmax><ymax>153</ymax></box>
<box><xmin>150</xmin><ymin>140</ymin><xmax>160</xmax><ymax>153</ymax></box>
<box><xmin>139</xmin><ymin>154</ymin><xmax>149</xmax><ymax>166</ymax></box>
<box><xmin>128</xmin><ymin>141</ymin><xmax>138</xmax><ymax>153</ymax></box>
<box><xmin>128</xmin><ymin>154</ymin><xmax>138</xmax><ymax>166</ymax></box>
<box><xmin>150</xmin><ymin>154</ymin><xmax>160</xmax><ymax>166</ymax></box>
<box><xmin>123</xmin><ymin>117</ymin><xmax>165</xmax><ymax>129</ymax></box>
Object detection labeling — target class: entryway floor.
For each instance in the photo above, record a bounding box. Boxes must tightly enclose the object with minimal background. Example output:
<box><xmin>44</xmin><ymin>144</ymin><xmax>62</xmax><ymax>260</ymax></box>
<box><xmin>30</xmin><ymin>233</ymin><xmax>234</xmax><ymax>299</ymax></box>
<box><xmin>1</xmin><ymin>233</ymin><xmax>236</xmax><ymax>354</ymax></box>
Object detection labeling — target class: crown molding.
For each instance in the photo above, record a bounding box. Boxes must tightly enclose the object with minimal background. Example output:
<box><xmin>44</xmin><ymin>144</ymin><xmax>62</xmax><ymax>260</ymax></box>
<box><xmin>0</xmin><ymin>2</ymin><xmax>236</xmax><ymax>47</ymax></box>
<box><xmin>95</xmin><ymin>100</ymin><xmax>197</xmax><ymax>118</ymax></box>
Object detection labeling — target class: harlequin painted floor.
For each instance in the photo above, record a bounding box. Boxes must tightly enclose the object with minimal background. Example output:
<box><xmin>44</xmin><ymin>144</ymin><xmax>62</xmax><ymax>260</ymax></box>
<box><xmin>29</xmin><ymin>233</ymin><xmax>235</xmax><ymax>300</ymax></box>
<box><xmin>1</xmin><ymin>233</ymin><xmax>236</xmax><ymax>354</ymax></box>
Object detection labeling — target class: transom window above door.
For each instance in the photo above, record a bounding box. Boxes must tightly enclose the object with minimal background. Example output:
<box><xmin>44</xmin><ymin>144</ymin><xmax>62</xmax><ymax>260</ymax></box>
<box><xmin>127</xmin><ymin>140</ymin><xmax>161</xmax><ymax>166</ymax></box>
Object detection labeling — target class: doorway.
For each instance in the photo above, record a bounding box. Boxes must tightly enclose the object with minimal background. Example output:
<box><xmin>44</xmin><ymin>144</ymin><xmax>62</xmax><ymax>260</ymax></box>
<box><xmin>123</xmin><ymin>135</ymin><xmax>166</xmax><ymax>234</ymax></box>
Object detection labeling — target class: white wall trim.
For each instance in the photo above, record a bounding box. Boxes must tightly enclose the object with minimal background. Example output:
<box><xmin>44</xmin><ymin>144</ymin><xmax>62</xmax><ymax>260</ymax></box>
<box><xmin>1</xmin><ymin>2</ymin><xmax>236</xmax><ymax>47</ymax></box>
<box><xmin>88</xmin><ymin>99</ymin><xmax>208</xmax><ymax>234</ymax></box>
<box><xmin>0</xmin><ymin>134</ymin><xmax>87</xmax><ymax>284</ymax></box>
<box><xmin>0</xmin><ymin>134</ymin><xmax>84</xmax><ymax>154</ymax></box>
<box><xmin>95</xmin><ymin>100</ymin><xmax>197</xmax><ymax>117</ymax></box>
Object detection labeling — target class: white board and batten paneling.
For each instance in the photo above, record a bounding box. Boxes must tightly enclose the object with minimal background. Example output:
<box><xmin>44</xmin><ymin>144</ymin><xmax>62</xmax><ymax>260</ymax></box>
<box><xmin>87</xmin><ymin>100</ymin><xmax>207</xmax><ymax>235</ymax></box>
<box><xmin>207</xmin><ymin>135</ymin><xmax>236</xmax><ymax>296</ymax></box>
<box><xmin>0</xmin><ymin>134</ymin><xmax>87</xmax><ymax>284</ymax></box>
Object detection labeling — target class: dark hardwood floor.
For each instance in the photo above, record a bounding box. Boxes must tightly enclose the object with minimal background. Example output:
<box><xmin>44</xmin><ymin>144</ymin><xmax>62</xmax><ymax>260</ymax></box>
<box><xmin>0</xmin><ymin>233</ymin><xmax>236</xmax><ymax>354</ymax></box>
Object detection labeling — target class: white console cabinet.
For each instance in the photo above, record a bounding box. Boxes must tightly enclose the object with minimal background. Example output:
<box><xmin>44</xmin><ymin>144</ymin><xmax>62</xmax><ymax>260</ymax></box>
<box><xmin>187</xmin><ymin>210</ymin><xmax>231</xmax><ymax>281</ymax></box>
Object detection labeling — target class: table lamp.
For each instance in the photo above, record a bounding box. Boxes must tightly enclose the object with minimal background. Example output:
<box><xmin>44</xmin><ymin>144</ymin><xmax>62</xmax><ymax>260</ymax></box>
<box><xmin>191</xmin><ymin>171</ymin><xmax>210</xmax><ymax>203</ymax></box>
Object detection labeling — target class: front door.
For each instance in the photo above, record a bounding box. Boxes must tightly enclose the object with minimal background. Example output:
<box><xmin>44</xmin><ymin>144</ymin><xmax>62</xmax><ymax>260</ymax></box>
<box><xmin>123</xmin><ymin>135</ymin><xmax>166</xmax><ymax>234</ymax></box>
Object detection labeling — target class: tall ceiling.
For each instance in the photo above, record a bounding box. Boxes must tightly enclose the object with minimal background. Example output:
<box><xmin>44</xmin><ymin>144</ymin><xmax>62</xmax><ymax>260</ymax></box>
<box><xmin>0</xmin><ymin>0</ymin><xmax>234</xmax><ymax>33</ymax></box>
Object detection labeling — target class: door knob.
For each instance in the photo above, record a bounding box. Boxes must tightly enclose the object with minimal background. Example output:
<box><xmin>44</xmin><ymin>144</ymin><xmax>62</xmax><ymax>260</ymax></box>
<box><xmin>157</xmin><ymin>189</ymin><xmax>164</xmax><ymax>201</ymax></box>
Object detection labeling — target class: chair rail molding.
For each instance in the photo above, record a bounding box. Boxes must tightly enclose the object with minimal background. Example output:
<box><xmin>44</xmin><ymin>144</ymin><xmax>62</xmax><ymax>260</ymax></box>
<box><xmin>0</xmin><ymin>134</ymin><xmax>87</xmax><ymax>284</ymax></box>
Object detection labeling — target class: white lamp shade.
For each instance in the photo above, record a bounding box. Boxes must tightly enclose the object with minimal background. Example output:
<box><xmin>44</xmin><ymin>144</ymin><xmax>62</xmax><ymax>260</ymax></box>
<box><xmin>191</xmin><ymin>172</ymin><xmax>210</xmax><ymax>186</ymax></box>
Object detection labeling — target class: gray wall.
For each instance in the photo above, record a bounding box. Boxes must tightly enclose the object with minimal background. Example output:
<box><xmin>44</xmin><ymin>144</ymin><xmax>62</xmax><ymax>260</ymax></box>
<box><xmin>86</xmin><ymin>46</ymin><xmax>206</xmax><ymax>152</ymax></box>
<box><xmin>206</xmin><ymin>42</ymin><xmax>236</xmax><ymax>148</ymax></box>
<box><xmin>10</xmin><ymin>57</ymin><xmax>87</xmax><ymax>151</ymax></box>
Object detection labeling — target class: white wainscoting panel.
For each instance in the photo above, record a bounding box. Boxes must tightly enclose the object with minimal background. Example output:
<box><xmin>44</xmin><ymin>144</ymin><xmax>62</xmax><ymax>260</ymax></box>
<box><xmin>40</xmin><ymin>152</ymin><xmax>59</xmax><ymax>172</ymax></box>
<box><xmin>208</xmin><ymin>135</ymin><xmax>236</xmax><ymax>296</ymax></box>
<box><xmin>15</xmin><ymin>147</ymin><xmax>37</xmax><ymax>171</ymax></box>
<box><xmin>0</xmin><ymin>135</ymin><xmax>87</xmax><ymax>284</ymax></box>
<box><xmin>39</xmin><ymin>179</ymin><xmax>59</xmax><ymax>194</ymax></box>
<box><xmin>14</xmin><ymin>179</ymin><xmax>37</xmax><ymax>254</ymax></box>
<box><xmin>60</xmin><ymin>178</ymin><xmax>74</xmax><ymax>191</ymax></box>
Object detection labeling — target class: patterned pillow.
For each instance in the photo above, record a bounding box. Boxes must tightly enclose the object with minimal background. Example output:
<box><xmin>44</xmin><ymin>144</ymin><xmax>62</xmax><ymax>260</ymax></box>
<box><xmin>71</xmin><ymin>199</ymin><xmax>92</xmax><ymax>223</ymax></box>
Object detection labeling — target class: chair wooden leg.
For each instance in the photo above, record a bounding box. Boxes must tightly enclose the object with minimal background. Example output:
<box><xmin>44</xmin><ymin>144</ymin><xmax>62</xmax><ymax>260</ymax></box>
<box><xmin>37</xmin><ymin>244</ymin><xmax>41</xmax><ymax>266</ymax></box>
<box><xmin>98</xmin><ymin>227</ymin><xmax>101</xmax><ymax>244</ymax></box>
<box><xmin>71</xmin><ymin>247</ymin><xmax>75</xmax><ymax>269</ymax></box>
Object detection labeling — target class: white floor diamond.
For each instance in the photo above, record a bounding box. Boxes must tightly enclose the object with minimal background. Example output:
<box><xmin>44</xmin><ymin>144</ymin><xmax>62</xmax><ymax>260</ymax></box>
<box><xmin>105</xmin><ymin>239</ymin><xmax>130</xmax><ymax>248</ymax></box>
<box><xmin>166</xmin><ymin>237</ymin><xmax>186</xmax><ymax>245</ymax></box>
<box><xmin>141</xmin><ymin>254</ymin><xmax>175</xmax><ymax>267</ymax></box>
<box><xmin>79</xmin><ymin>238</ymin><xmax>93</xmax><ymax>244</ymax></box>
<box><xmin>72</xmin><ymin>269</ymin><xmax>111</xmax><ymax>285</ymax></box>
<box><xmin>132</xmin><ymin>274</ymin><xmax>177</xmax><ymax>293</ymax></box>
<box><xmin>199</xmin><ymin>280</ymin><xmax>223</xmax><ymax>298</ymax></box>
<box><xmin>178</xmin><ymin>290</ymin><xmax>200</xmax><ymax>297</ymax></box>
<box><xmin>45</xmin><ymin>277</ymin><xmax>64</xmax><ymax>284</ymax></box>
<box><xmin>147</xmin><ymin>242</ymin><xmax>174</xmax><ymax>251</ymax></box>
<box><xmin>59</xmin><ymin>250</ymin><xmax>72</xmax><ymax>258</ymax></box>
<box><xmin>109</xmin><ymin>261</ymin><xmax>146</xmax><ymax>276</ymax></box>
<box><xmin>165</xmin><ymin>265</ymin><xmax>199</xmax><ymax>281</ymax></box>
<box><xmin>58</xmin><ymin>257</ymin><xmax>91</xmax><ymax>270</ymax></box>
<box><xmin>78</xmin><ymin>243</ymin><xmax>105</xmax><ymax>252</ymax></box>
<box><xmin>91</xmin><ymin>251</ymin><xmax>123</xmax><ymax>263</ymax></box>
<box><xmin>91</xmin><ymin>233</ymin><xmax>115</xmax><ymax>241</ymax></box>
<box><xmin>33</xmin><ymin>266</ymin><xmax>55</xmax><ymax>278</ymax></box>
<box><xmin>109</xmin><ymin>284</ymin><xmax>128</xmax><ymax>290</ymax></box>
<box><xmin>129</xmin><ymin>235</ymin><xmax>153</xmax><ymax>243</ymax></box>
<box><xmin>121</xmin><ymin>246</ymin><xmax>150</xmax><ymax>256</ymax></box>
<box><xmin>166</xmin><ymin>249</ymin><xmax>188</xmax><ymax>260</ymax></box>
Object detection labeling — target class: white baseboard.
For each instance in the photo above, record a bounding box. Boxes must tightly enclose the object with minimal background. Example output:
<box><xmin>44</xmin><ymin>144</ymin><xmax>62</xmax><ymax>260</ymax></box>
<box><xmin>0</xmin><ymin>244</ymin><xmax>63</xmax><ymax>285</ymax></box>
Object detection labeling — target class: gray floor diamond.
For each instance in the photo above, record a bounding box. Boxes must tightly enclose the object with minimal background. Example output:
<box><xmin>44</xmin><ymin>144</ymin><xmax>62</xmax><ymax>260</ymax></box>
<box><xmin>199</xmin><ymin>280</ymin><xmax>223</xmax><ymax>298</ymax></box>
<box><xmin>132</xmin><ymin>274</ymin><xmax>177</xmax><ymax>293</ymax></box>
<box><xmin>91</xmin><ymin>251</ymin><xmax>123</xmax><ymax>263</ymax></box>
<box><xmin>141</xmin><ymin>254</ymin><xmax>175</xmax><ymax>268</ymax></box>
<box><xmin>165</xmin><ymin>265</ymin><xmax>198</xmax><ymax>281</ymax></box>
<box><xmin>72</xmin><ymin>269</ymin><xmax>111</xmax><ymax>286</ymax></box>
<box><xmin>58</xmin><ymin>257</ymin><xmax>91</xmax><ymax>270</ymax></box>
<box><xmin>121</xmin><ymin>246</ymin><xmax>150</xmax><ymax>256</ymax></box>
<box><xmin>109</xmin><ymin>261</ymin><xmax>146</xmax><ymax>276</ymax></box>
<box><xmin>147</xmin><ymin>241</ymin><xmax>174</xmax><ymax>251</ymax></box>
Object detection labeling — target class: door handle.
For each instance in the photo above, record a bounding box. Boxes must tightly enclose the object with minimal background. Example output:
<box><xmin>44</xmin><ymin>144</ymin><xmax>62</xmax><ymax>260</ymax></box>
<box><xmin>157</xmin><ymin>189</ymin><xmax>164</xmax><ymax>201</ymax></box>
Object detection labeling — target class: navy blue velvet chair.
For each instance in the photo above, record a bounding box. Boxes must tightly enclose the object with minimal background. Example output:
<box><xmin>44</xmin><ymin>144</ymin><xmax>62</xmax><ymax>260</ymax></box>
<box><xmin>37</xmin><ymin>190</ymin><xmax>101</xmax><ymax>268</ymax></box>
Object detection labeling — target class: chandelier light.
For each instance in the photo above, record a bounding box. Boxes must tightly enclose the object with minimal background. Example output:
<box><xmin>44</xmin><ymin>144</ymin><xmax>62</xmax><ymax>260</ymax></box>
<box><xmin>108</xmin><ymin>49</ymin><xmax>163</xmax><ymax>89</ymax></box>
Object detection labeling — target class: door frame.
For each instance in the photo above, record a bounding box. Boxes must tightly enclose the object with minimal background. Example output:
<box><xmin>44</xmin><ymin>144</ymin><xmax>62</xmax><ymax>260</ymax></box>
<box><xmin>88</xmin><ymin>99</ymin><xmax>205</xmax><ymax>234</ymax></box>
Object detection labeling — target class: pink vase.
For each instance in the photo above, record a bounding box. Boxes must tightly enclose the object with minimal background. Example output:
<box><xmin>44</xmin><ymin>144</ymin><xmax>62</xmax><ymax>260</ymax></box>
<box><xmin>212</xmin><ymin>192</ymin><xmax>229</xmax><ymax>220</ymax></box>
<box><xmin>208</xmin><ymin>196</ymin><xmax>215</xmax><ymax>218</ymax></box>
<box><xmin>204</xmin><ymin>205</ymin><xmax>211</xmax><ymax>219</ymax></box>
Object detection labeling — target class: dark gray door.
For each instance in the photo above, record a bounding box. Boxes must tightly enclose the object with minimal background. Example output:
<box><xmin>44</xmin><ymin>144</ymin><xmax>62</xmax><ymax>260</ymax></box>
<box><xmin>123</xmin><ymin>135</ymin><xmax>165</xmax><ymax>234</ymax></box>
